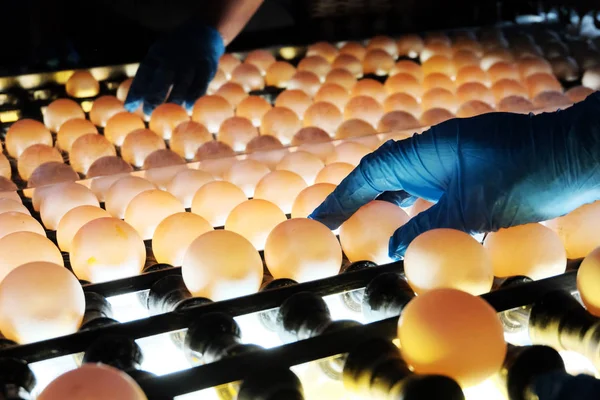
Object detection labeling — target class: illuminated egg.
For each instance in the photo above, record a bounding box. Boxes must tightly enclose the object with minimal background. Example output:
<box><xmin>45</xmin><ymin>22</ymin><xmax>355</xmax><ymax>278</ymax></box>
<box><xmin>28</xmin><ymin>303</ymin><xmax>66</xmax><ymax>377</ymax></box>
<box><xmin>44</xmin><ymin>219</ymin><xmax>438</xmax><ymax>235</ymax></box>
<box><xmin>0</xmin><ymin>212</ymin><xmax>45</xmax><ymax>239</ymax></box>
<box><xmin>0</xmin><ymin>232</ymin><xmax>63</xmax><ymax>283</ymax></box>
<box><xmin>291</xmin><ymin>183</ymin><xmax>336</xmax><ymax>218</ymax></box>
<box><xmin>191</xmin><ymin>181</ymin><xmax>247</xmax><ymax>226</ymax></box>
<box><xmin>315</xmin><ymin>162</ymin><xmax>354</xmax><ymax>185</ymax></box>
<box><xmin>56</xmin><ymin>118</ymin><xmax>98</xmax><ymax>153</ymax></box>
<box><xmin>260</xmin><ymin>106</ymin><xmax>302</xmax><ymax>144</ymax></box>
<box><xmin>525</xmin><ymin>73</ymin><xmax>563</xmax><ymax>99</ymax></box>
<box><xmin>303</xmin><ymin>101</ymin><xmax>343</xmax><ymax>135</ymax></box>
<box><xmin>0</xmin><ymin>154</ymin><xmax>9</xmax><ymax>180</ymax></box>
<box><xmin>409</xmin><ymin>198</ymin><xmax>434</xmax><ymax>217</ymax></box>
<box><xmin>236</xmin><ymin>96</ymin><xmax>272</xmax><ymax>127</ymax></box>
<box><xmin>0</xmin><ymin>199</ymin><xmax>29</xmax><ymax>216</ymax></box>
<box><xmin>182</xmin><ymin>230</ymin><xmax>263</xmax><ymax>301</ymax></box>
<box><xmin>191</xmin><ymin>95</ymin><xmax>234</xmax><ymax>133</ymax></box>
<box><xmin>344</xmin><ymin>96</ymin><xmax>384</xmax><ymax>127</ymax></box>
<box><xmin>491</xmin><ymin>79</ymin><xmax>529</xmax><ymax>103</ymax></box>
<box><xmin>43</xmin><ymin>98</ymin><xmax>85</xmax><ymax>132</ymax></box>
<box><xmin>544</xmin><ymin>201</ymin><xmax>600</xmax><ymax>259</ymax></box>
<box><xmin>339</xmin><ymin>41</ymin><xmax>367</xmax><ymax>61</ymax></box>
<box><xmin>85</xmin><ymin>156</ymin><xmax>129</xmax><ymax>185</ymax></box>
<box><xmin>383</xmin><ymin>92</ymin><xmax>421</xmax><ymax>116</ymax></box>
<box><xmin>307</xmin><ymin>42</ymin><xmax>339</xmax><ymax>63</ymax></box>
<box><xmin>421</xmin><ymin>88</ymin><xmax>458</xmax><ymax>113</ymax></box>
<box><xmin>367</xmin><ymin>35</ymin><xmax>398</xmax><ymax>58</ymax></box>
<box><xmin>208</xmin><ymin>68</ymin><xmax>227</xmax><ymax>94</ymax></box>
<box><xmin>480</xmin><ymin>49</ymin><xmax>514</xmax><ymax>71</ymax></box>
<box><xmin>498</xmin><ymin>95</ymin><xmax>535</xmax><ymax>113</ymax></box>
<box><xmin>121</xmin><ymin>129</ymin><xmax>166</xmax><ymax>167</ymax></box>
<box><xmin>215</xmin><ymin>82</ymin><xmax>248</xmax><ymax>107</ymax></box>
<box><xmin>391</xmin><ymin>60</ymin><xmax>423</xmax><ymax>81</ymax></box>
<box><xmin>149</xmin><ymin>103</ymin><xmax>189</xmax><ymax>140</ymax></box>
<box><xmin>483</xmin><ymin>223</ymin><xmax>566</xmax><ymax>280</ymax></box>
<box><xmin>351</xmin><ymin>79</ymin><xmax>387</xmax><ymax>103</ymax></box>
<box><xmin>142</xmin><ymin>149</ymin><xmax>187</xmax><ymax>188</ymax></box>
<box><xmin>582</xmin><ymin>66</ymin><xmax>600</xmax><ymax>90</ymax></box>
<box><xmin>28</xmin><ymin>162</ymin><xmax>77</xmax><ymax>196</ymax></box>
<box><xmin>340</xmin><ymin>200</ymin><xmax>409</xmax><ymax>264</ymax></box>
<box><xmin>17</xmin><ymin>144</ymin><xmax>63</xmax><ymax>181</ymax></box>
<box><xmin>89</xmin><ymin>96</ymin><xmax>125</xmax><ymax>127</ymax></box>
<box><xmin>294</xmin><ymin>128</ymin><xmax>335</xmax><ymax>161</ymax></box>
<box><xmin>298</xmin><ymin>55</ymin><xmax>332</xmax><ymax>81</ymax></box>
<box><xmin>38</xmin><ymin>363</ymin><xmax>147</xmax><ymax>400</ymax></box>
<box><xmin>396</xmin><ymin>34</ymin><xmax>424</xmax><ymax>58</ymax></box>
<box><xmin>169</xmin><ymin>121</ymin><xmax>211</xmax><ymax>160</ymax></box>
<box><xmin>422</xmin><ymin>55</ymin><xmax>455</xmax><ymax>78</ymax></box>
<box><xmin>231</xmin><ymin>63</ymin><xmax>265</xmax><ymax>91</ymax></box>
<box><xmin>487</xmin><ymin>62</ymin><xmax>520</xmax><ymax>83</ymax></box>
<box><xmin>153</xmin><ymin>212</ymin><xmax>213</xmax><ymax>266</ymax></box>
<box><xmin>423</xmin><ymin>73</ymin><xmax>456</xmax><ymax>93</ymax></box>
<box><xmin>5</xmin><ymin>119</ymin><xmax>53</xmax><ymax>158</ymax></box>
<box><xmin>398</xmin><ymin>288</ymin><xmax>506</xmax><ymax>387</ymax></box>
<box><xmin>456</xmin><ymin>100</ymin><xmax>495</xmax><ymax>118</ymax></box>
<box><xmin>274</xmin><ymin>89</ymin><xmax>312</xmax><ymax>119</ymax></box>
<box><xmin>218</xmin><ymin>116</ymin><xmax>258</xmax><ymax>152</ymax></box>
<box><xmin>452</xmin><ymin>50</ymin><xmax>480</xmax><ymax>71</ymax></box>
<box><xmin>377</xmin><ymin>110</ymin><xmax>420</xmax><ymax>132</ymax></box>
<box><xmin>166</xmin><ymin>168</ymin><xmax>213</xmax><ymax>208</ymax></box>
<box><xmin>518</xmin><ymin>57</ymin><xmax>553</xmax><ymax>78</ymax></box>
<box><xmin>225</xmin><ymin>199</ymin><xmax>286</xmax><ymax>250</ymax></box>
<box><xmin>533</xmin><ymin>91</ymin><xmax>572</xmax><ymax>110</ymax></box>
<box><xmin>65</xmin><ymin>70</ymin><xmax>100</xmax><ymax>98</ymax></box>
<box><xmin>326</xmin><ymin>142</ymin><xmax>371</xmax><ymax>166</ymax></box>
<box><xmin>244</xmin><ymin>49</ymin><xmax>276</xmax><ymax>75</ymax></box>
<box><xmin>420</xmin><ymin>108</ymin><xmax>456</xmax><ymax>126</ymax></box>
<box><xmin>336</xmin><ymin>118</ymin><xmax>376</xmax><ymax>140</ymax></box>
<box><xmin>424</xmin><ymin>32</ymin><xmax>451</xmax><ymax>47</ymax></box>
<box><xmin>325</xmin><ymin>68</ymin><xmax>357</xmax><ymax>91</ymax></box>
<box><xmin>314</xmin><ymin>83</ymin><xmax>350</xmax><ymax>111</ymax></box>
<box><xmin>70</xmin><ymin>217</ymin><xmax>145</xmax><ymax>283</ymax></box>
<box><xmin>219</xmin><ymin>53</ymin><xmax>242</xmax><ymax>78</ymax></box>
<box><xmin>0</xmin><ymin>178</ymin><xmax>18</xmax><ymax>203</ymax></box>
<box><xmin>363</xmin><ymin>49</ymin><xmax>395</xmax><ymax>76</ymax></box>
<box><xmin>254</xmin><ymin>170</ymin><xmax>308</xmax><ymax>213</ymax></box>
<box><xmin>116</xmin><ymin>77</ymin><xmax>133</xmax><ymax>102</ymax></box>
<box><xmin>194</xmin><ymin>140</ymin><xmax>235</xmax><ymax>161</ymax></box>
<box><xmin>566</xmin><ymin>86</ymin><xmax>595</xmax><ymax>104</ymax></box>
<box><xmin>332</xmin><ymin>54</ymin><xmax>363</xmax><ymax>77</ymax></box>
<box><xmin>383</xmin><ymin>73</ymin><xmax>423</xmax><ymax>100</ymax></box>
<box><xmin>124</xmin><ymin>189</ymin><xmax>184</xmax><ymax>240</ymax></box>
<box><xmin>456</xmin><ymin>82</ymin><xmax>495</xmax><ymax>106</ymax></box>
<box><xmin>57</xmin><ymin>205</ymin><xmax>110</xmax><ymax>252</ymax></box>
<box><xmin>265</xmin><ymin>61</ymin><xmax>297</xmax><ymax>88</ymax></box>
<box><xmin>105</xmin><ymin>176</ymin><xmax>156</xmax><ymax>218</ymax></box>
<box><xmin>275</xmin><ymin>151</ymin><xmax>324</xmax><ymax>186</ymax></box>
<box><xmin>40</xmin><ymin>182</ymin><xmax>99</xmax><ymax>230</ymax></box>
<box><xmin>288</xmin><ymin>71</ymin><xmax>322</xmax><ymax>97</ymax></box>
<box><xmin>420</xmin><ymin>42</ymin><xmax>452</xmax><ymax>63</ymax></box>
<box><xmin>70</xmin><ymin>134</ymin><xmax>116</xmax><ymax>174</ymax></box>
<box><xmin>246</xmin><ymin>134</ymin><xmax>285</xmax><ymax>153</ymax></box>
<box><xmin>104</xmin><ymin>112</ymin><xmax>145</xmax><ymax>147</ymax></box>
<box><xmin>577</xmin><ymin>248</ymin><xmax>600</xmax><ymax>317</ymax></box>
<box><xmin>223</xmin><ymin>159</ymin><xmax>270</xmax><ymax>197</ymax></box>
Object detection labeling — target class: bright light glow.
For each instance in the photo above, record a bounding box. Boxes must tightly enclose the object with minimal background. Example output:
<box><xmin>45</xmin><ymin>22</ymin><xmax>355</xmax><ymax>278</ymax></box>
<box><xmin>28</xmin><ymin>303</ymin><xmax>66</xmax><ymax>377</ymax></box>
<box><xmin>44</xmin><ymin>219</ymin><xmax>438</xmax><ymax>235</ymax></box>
<box><xmin>235</xmin><ymin>312</ymin><xmax>282</xmax><ymax>349</ymax></box>
<box><xmin>0</xmin><ymin>110</ymin><xmax>20</xmax><ymax>123</ymax></box>
<box><xmin>280</xmin><ymin>47</ymin><xmax>299</xmax><ymax>60</ymax></box>
<box><xmin>463</xmin><ymin>378</ymin><xmax>505</xmax><ymax>400</ymax></box>
<box><xmin>175</xmin><ymin>389</ymin><xmax>220</xmax><ymax>400</ymax></box>
<box><xmin>559</xmin><ymin>350</ymin><xmax>599</xmax><ymax>377</ymax></box>
<box><xmin>81</xmin><ymin>100</ymin><xmax>93</xmax><ymax>113</ymax></box>
<box><xmin>322</xmin><ymin>292</ymin><xmax>367</xmax><ymax>324</ymax></box>
<box><xmin>107</xmin><ymin>291</ymin><xmax>149</xmax><ymax>323</ymax></box>
<box><xmin>30</xmin><ymin>355</ymin><xmax>79</xmax><ymax>397</ymax></box>
<box><xmin>137</xmin><ymin>331</ymin><xmax>191</xmax><ymax>376</ymax></box>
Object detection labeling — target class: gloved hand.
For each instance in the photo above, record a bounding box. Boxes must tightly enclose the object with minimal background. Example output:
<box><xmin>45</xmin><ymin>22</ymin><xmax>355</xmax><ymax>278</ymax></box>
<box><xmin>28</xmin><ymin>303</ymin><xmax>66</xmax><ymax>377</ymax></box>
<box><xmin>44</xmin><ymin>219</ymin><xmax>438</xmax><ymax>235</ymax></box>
<box><xmin>309</xmin><ymin>92</ymin><xmax>600</xmax><ymax>259</ymax></box>
<box><xmin>124</xmin><ymin>20</ymin><xmax>225</xmax><ymax>115</ymax></box>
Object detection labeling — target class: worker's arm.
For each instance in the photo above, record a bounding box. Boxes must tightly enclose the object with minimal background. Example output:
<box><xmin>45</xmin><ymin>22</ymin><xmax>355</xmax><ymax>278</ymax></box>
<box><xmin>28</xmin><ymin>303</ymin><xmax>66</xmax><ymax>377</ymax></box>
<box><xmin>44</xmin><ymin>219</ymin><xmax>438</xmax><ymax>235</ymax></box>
<box><xmin>124</xmin><ymin>0</ymin><xmax>264</xmax><ymax>114</ymax></box>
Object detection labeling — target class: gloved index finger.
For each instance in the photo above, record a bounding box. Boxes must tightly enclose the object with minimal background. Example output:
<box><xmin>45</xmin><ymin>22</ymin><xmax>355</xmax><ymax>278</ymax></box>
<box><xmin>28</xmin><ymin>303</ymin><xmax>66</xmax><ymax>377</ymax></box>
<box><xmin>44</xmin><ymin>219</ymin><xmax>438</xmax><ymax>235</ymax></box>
<box><xmin>124</xmin><ymin>60</ymin><xmax>158</xmax><ymax>113</ymax></box>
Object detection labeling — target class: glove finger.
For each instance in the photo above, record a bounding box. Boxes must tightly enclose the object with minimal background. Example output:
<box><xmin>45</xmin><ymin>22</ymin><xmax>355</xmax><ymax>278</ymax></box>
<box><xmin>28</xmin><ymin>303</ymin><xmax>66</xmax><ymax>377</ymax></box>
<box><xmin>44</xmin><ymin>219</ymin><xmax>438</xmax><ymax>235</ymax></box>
<box><xmin>124</xmin><ymin>60</ymin><xmax>158</xmax><ymax>113</ymax></box>
<box><xmin>376</xmin><ymin>190</ymin><xmax>417</xmax><ymax>208</ymax></box>
<box><xmin>183</xmin><ymin>62</ymin><xmax>213</xmax><ymax>112</ymax></box>
<box><xmin>167</xmin><ymin>68</ymin><xmax>196</xmax><ymax>107</ymax></box>
<box><xmin>142</xmin><ymin>66</ymin><xmax>176</xmax><ymax>116</ymax></box>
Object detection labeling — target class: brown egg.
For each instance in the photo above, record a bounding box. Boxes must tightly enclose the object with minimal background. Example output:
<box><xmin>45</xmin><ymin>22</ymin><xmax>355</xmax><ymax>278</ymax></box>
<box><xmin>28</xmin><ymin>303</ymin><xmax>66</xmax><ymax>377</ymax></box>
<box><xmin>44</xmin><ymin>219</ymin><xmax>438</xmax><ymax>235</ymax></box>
<box><xmin>423</xmin><ymin>73</ymin><xmax>456</xmax><ymax>93</ymax></box>
<box><xmin>125</xmin><ymin>189</ymin><xmax>184</xmax><ymax>240</ymax></box>
<box><xmin>456</xmin><ymin>82</ymin><xmax>495</xmax><ymax>106</ymax></box>
<box><xmin>89</xmin><ymin>96</ymin><xmax>125</xmax><ymax>127</ymax></box>
<box><xmin>363</xmin><ymin>49</ymin><xmax>395</xmax><ymax>76</ymax></box>
<box><xmin>0</xmin><ymin>212</ymin><xmax>44</xmax><ymax>239</ymax></box>
<box><xmin>0</xmin><ymin>199</ymin><xmax>29</xmax><ymax>216</ymax></box>
<box><xmin>207</xmin><ymin>68</ymin><xmax>227</xmax><ymax>94</ymax></box>
<box><xmin>452</xmin><ymin>50</ymin><xmax>481</xmax><ymax>71</ymax></box>
<box><xmin>194</xmin><ymin>141</ymin><xmax>235</xmax><ymax>161</ymax></box>
<box><xmin>324</xmin><ymin>68</ymin><xmax>357</xmax><ymax>90</ymax></box>
<box><xmin>153</xmin><ymin>212</ymin><xmax>213</xmax><ymax>266</ymax></box>
<box><xmin>43</xmin><ymin>99</ymin><xmax>85</xmax><ymax>132</ymax></box>
<box><xmin>292</xmin><ymin>126</ymin><xmax>331</xmax><ymax>145</ymax></box>
<box><xmin>105</xmin><ymin>176</ymin><xmax>156</xmax><ymax>218</ymax></box>
<box><xmin>487</xmin><ymin>62</ymin><xmax>520</xmax><ymax>83</ymax></box>
<box><xmin>288</xmin><ymin>71</ymin><xmax>322</xmax><ymax>97</ymax></box>
<box><xmin>497</xmin><ymin>95</ymin><xmax>535</xmax><ymax>113</ymax></box>
<box><xmin>218</xmin><ymin>116</ymin><xmax>259</xmax><ymax>151</ymax></box>
<box><xmin>314</xmin><ymin>83</ymin><xmax>350</xmax><ymax>111</ymax></box>
<box><xmin>291</xmin><ymin>182</ymin><xmax>336</xmax><ymax>218</ymax></box>
<box><xmin>236</xmin><ymin>95</ymin><xmax>272</xmax><ymax>127</ymax></box>
<box><xmin>70</xmin><ymin>134</ymin><xmax>116</xmax><ymax>175</ymax></box>
<box><xmin>326</xmin><ymin>141</ymin><xmax>371</xmax><ymax>166</ymax></box>
<box><xmin>56</xmin><ymin>118</ymin><xmax>98</xmax><ymax>153</ymax></box>
<box><xmin>0</xmin><ymin>232</ymin><xmax>63</xmax><ymax>284</ymax></box>
<box><xmin>565</xmin><ymin>86</ymin><xmax>595</xmax><ymax>103</ymax></box>
<box><xmin>377</xmin><ymin>111</ymin><xmax>420</xmax><ymax>132</ymax></box>
<box><xmin>420</xmin><ymin>42</ymin><xmax>452</xmax><ymax>63</ymax></box>
<box><xmin>452</xmin><ymin>39</ymin><xmax>482</xmax><ymax>56</ymax></box>
<box><xmin>166</xmin><ymin>168</ymin><xmax>214</xmax><ymax>208</ymax></box>
<box><xmin>104</xmin><ymin>112</ymin><xmax>145</xmax><ymax>147</ymax></box>
<box><xmin>260</xmin><ymin>106</ymin><xmax>302</xmax><ymax>144</ymax></box>
<box><xmin>254</xmin><ymin>170</ymin><xmax>308</xmax><ymax>213</ymax></box>
<box><xmin>491</xmin><ymin>79</ymin><xmax>529</xmax><ymax>102</ymax></box>
<box><xmin>336</xmin><ymin>118</ymin><xmax>377</xmax><ymax>140</ymax></box>
<box><xmin>57</xmin><ymin>205</ymin><xmax>111</xmax><ymax>252</ymax></box>
<box><xmin>303</xmin><ymin>101</ymin><xmax>343</xmax><ymax>135</ymax></box>
<box><xmin>315</xmin><ymin>162</ymin><xmax>354</xmax><ymax>185</ymax></box>
<box><xmin>532</xmin><ymin>91</ymin><xmax>572</xmax><ymax>110</ymax></box>
<box><xmin>351</xmin><ymin>79</ymin><xmax>387</xmax><ymax>103</ymax></box>
<box><xmin>396</xmin><ymin>34</ymin><xmax>424</xmax><ymax>58</ymax></box>
<box><xmin>332</xmin><ymin>54</ymin><xmax>363</xmax><ymax>77</ymax></box>
<box><xmin>28</xmin><ymin>163</ymin><xmax>78</xmax><ymax>195</ymax></box>
<box><xmin>525</xmin><ymin>73</ymin><xmax>563</xmax><ymax>99</ymax></box>
<box><xmin>307</xmin><ymin>42</ymin><xmax>339</xmax><ymax>63</ymax></box>
<box><xmin>421</xmin><ymin>88</ymin><xmax>458</xmax><ymax>113</ymax></box>
<box><xmin>65</xmin><ymin>71</ymin><xmax>100</xmax><ymax>98</ymax></box>
<box><xmin>86</xmin><ymin>154</ymin><xmax>131</xmax><ymax>177</ymax></box>
<box><xmin>142</xmin><ymin>149</ymin><xmax>187</xmax><ymax>189</ymax></box>
<box><xmin>18</xmin><ymin>144</ymin><xmax>63</xmax><ymax>181</ymax></box>
<box><xmin>170</xmin><ymin>121</ymin><xmax>213</xmax><ymax>160</ymax></box>
<box><xmin>455</xmin><ymin>66</ymin><xmax>490</xmax><ymax>87</ymax></box>
<box><xmin>0</xmin><ymin>178</ymin><xmax>18</xmax><ymax>202</ymax></box>
<box><xmin>265</xmin><ymin>61</ymin><xmax>297</xmax><ymax>88</ymax></box>
<box><xmin>219</xmin><ymin>53</ymin><xmax>241</xmax><ymax>78</ymax></box>
<box><xmin>344</xmin><ymin>95</ymin><xmax>384</xmax><ymax>127</ymax></box>
<box><xmin>244</xmin><ymin>50</ymin><xmax>276</xmax><ymax>75</ymax></box>
<box><xmin>274</xmin><ymin>89</ymin><xmax>312</xmax><ymax>119</ymax></box>
<box><xmin>191</xmin><ymin>180</ymin><xmax>246</xmax><ymax>226</ymax></box>
<box><xmin>518</xmin><ymin>57</ymin><xmax>553</xmax><ymax>78</ymax></box>
<box><xmin>383</xmin><ymin>92</ymin><xmax>421</xmax><ymax>116</ymax></box>
<box><xmin>116</xmin><ymin>78</ymin><xmax>133</xmax><ymax>102</ymax></box>
<box><xmin>367</xmin><ymin>35</ymin><xmax>398</xmax><ymax>57</ymax></box>
<box><xmin>40</xmin><ymin>182</ymin><xmax>99</xmax><ymax>230</ymax></box>
<box><xmin>5</xmin><ymin>119</ymin><xmax>53</xmax><ymax>159</ymax></box>
<box><xmin>191</xmin><ymin>95</ymin><xmax>234</xmax><ymax>133</ymax></box>
<box><xmin>149</xmin><ymin>103</ymin><xmax>189</xmax><ymax>140</ymax></box>
<box><xmin>384</xmin><ymin>73</ymin><xmax>423</xmax><ymax>100</ymax></box>
<box><xmin>215</xmin><ymin>82</ymin><xmax>248</xmax><ymax>107</ymax></box>
<box><xmin>298</xmin><ymin>55</ymin><xmax>331</xmax><ymax>81</ymax></box>
<box><xmin>339</xmin><ymin>41</ymin><xmax>367</xmax><ymax>61</ymax></box>
<box><xmin>224</xmin><ymin>159</ymin><xmax>270</xmax><ymax>197</ymax></box>
<box><xmin>231</xmin><ymin>63</ymin><xmax>265</xmax><ymax>91</ymax></box>
<box><xmin>121</xmin><ymin>129</ymin><xmax>166</xmax><ymax>167</ymax></box>
<box><xmin>422</xmin><ymin>55</ymin><xmax>455</xmax><ymax>78</ymax></box>
<box><xmin>0</xmin><ymin>155</ymin><xmax>9</xmax><ymax>180</ymax></box>
<box><xmin>456</xmin><ymin>100</ymin><xmax>495</xmax><ymax>118</ymax></box>
<box><xmin>481</xmin><ymin>48</ymin><xmax>514</xmax><ymax>70</ymax></box>
<box><xmin>420</xmin><ymin>108</ymin><xmax>456</xmax><ymax>126</ymax></box>
<box><xmin>391</xmin><ymin>60</ymin><xmax>423</xmax><ymax>81</ymax></box>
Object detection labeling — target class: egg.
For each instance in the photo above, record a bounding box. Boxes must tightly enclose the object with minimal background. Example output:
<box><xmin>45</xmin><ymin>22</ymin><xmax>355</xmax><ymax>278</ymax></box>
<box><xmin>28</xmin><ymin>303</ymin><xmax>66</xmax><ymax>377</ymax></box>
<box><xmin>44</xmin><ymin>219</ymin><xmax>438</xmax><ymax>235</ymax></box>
<box><xmin>86</xmin><ymin>157</ymin><xmax>133</xmax><ymax>201</ymax></box>
<box><xmin>40</xmin><ymin>182</ymin><xmax>99</xmax><ymax>230</ymax></box>
<box><xmin>422</xmin><ymin>55</ymin><xmax>455</xmax><ymax>78</ymax></box>
<box><xmin>420</xmin><ymin>42</ymin><xmax>452</xmax><ymax>63</ymax></box>
<box><xmin>497</xmin><ymin>95</ymin><xmax>535</xmax><ymax>113</ymax></box>
<box><xmin>89</xmin><ymin>96</ymin><xmax>125</xmax><ymax>127</ymax></box>
<box><xmin>423</xmin><ymin>73</ymin><xmax>456</xmax><ymax>93</ymax></box>
<box><xmin>291</xmin><ymin>183</ymin><xmax>336</xmax><ymax>219</ymax></box>
<box><xmin>28</xmin><ymin>163</ymin><xmax>78</xmax><ymax>194</ymax></box>
<box><xmin>0</xmin><ymin>212</ymin><xmax>45</xmax><ymax>239</ymax></box>
<box><xmin>339</xmin><ymin>42</ymin><xmax>367</xmax><ymax>61</ymax></box>
<box><xmin>65</xmin><ymin>70</ymin><xmax>100</xmax><ymax>98</ymax></box>
<box><xmin>0</xmin><ymin>199</ymin><xmax>29</xmax><ymax>216</ymax></box>
<box><xmin>274</xmin><ymin>89</ymin><xmax>312</xmax><ymax>119</ymax></box>
<box><xmin>215</xmin><ymin>82</ymin><xmax>248</xmax><ymax>107</ymax></box>
<box><xmin>577</xmin><ymin>247</ymin><xmax>600</xmax><ymax>317</ymax></box>
<box><xmin>223</xmin><ymin>159</ymin><xmax>271</xmax><ymax>197</ymax></box>
<box><xmin>377</xmin><ymin>110</ymin><xmax>420</xmax><ymax>132</ymax></box>
<box><xmin>525</xmin><ymin>73</ymin><xmax>563</xmax><ymax>99</ymax></box>
<box><xmin>518</xmin><ymin>56</ymin><xmax>553</xmax><ymax>78</ymax></box>
<box><xmin>456</xmin><ymin>100</ymin><xmax>495</xmax><ymax>118</ymax></box>
<box><xmin>276</xmin><ymin>151</ymin><xmax>324</xmax><ymax>185</ymax></box>
<box><xmin>170</xmin><ymin>121</ymin><xmax>213</xmax><ymax>160</ymax></box>
<box><xmin>236</xmin><ymin>96</ymin><xmax>272</xmax><ymax>127</ymax></box>
<box><xmin>57</xmin><ymin>205</ymin><xmax>111</xmax><ymax>252</ymax></box>
<box><xmin>191</xmin><ymin>95</ymin><xmax>234</xmax><ymax>133</ymax></box>
<box><xmin>332</xmin><ymin>54</ymin><xmax>363</xmax><ymax>77</ymax></box>
<box><xmin>218</xmin><ymin>116</ymin><xmax>259</xmax><ymax>151</ymax></box>
<box><xmin>5</xmin><ymin>119</ymin><xmax>53</xmax><ymax>158</ymax></box>
<box><xmin>43</xmin><ymin>99</ymin><xmax>85</xmax><ymax>132</ymax></box>
<box><xmin>420</xmin><ymin>108</ymin><xmax>456</xmax><ymax>126</ymax></box>
<box><xmin>481</xmin><ymin>49</ymin><xmax>514</xmax><ymax>71</ymax></box>
<box><xmin>225</xmin><ymin>199</ymin><xmax>286</xmax><ymax>250</ymax></box>
<box><xmin>421</xmin><ymin>88</ymin><xmax>458</xmax><ymax>113</ymax></box>
<box><xmin>396</xmin><ymin>34</ymin><xmax>424</xmax><ymax>58</ymax></box>
<box><xmin>390</xmin><ymin>60</ymin><xmax>423</xmax><ymax>81</ymax></box>
<box><xmin>18</xmin><ymin>144</ymin><xmax>63</xmax><ymax>181</ymax></box>
<box><xmin>260</xmin><ymin>106</ymin><xmax>302</xmax><ymax>145</ymax></box>
<box><xmin>344</xmin><ymin>96</ymin><xmax>384</xmax><ymax>127</ymax></box>
<box><xmin>244</xmin><ymin>49</ymin><xmax>276</xmax><ymax>75</ymax></box>
<box><xmin>152</xmin><ymin>212</ymin><xmax>213</xmax><ymax>266</ymax></box>
<box><xmin>219</xmin><ymin>54</ymin><xmax>242</xmax><ymax>78</ymax></box>
<box><xmin>191</xmin><ymin>181</ymin><xmax>247</xmax><ymax>226</ymax></box>
<box><xmin>456</xmin><ymin>82</ymin><xmax>495</xmax><ymax>106</ymax></box>
<box><xmin>288</xmin><ymin>71</ymin><xmax>322</xmax><ymax>97</ymax></box>
<box><xmin>0</xmin><ymin>178</ymin><xmax>18</xmax><ymax>202</ymax></box>
<box><xmin>383</xmin><ymin>92</ymin><xmax>421</xmax><ymax>117</ymax></box>
<box><xmin>454</xmin><ymin>65</ymin><xmax>490</xmax><ymax>88</ymax></box>
<box><xmin>166</xmin><ymin>168</ymin><xmax>213</xmax><ymax>208</ymax></box>
<box><xmin>363</xmin><ymin>49</ymin><xmax>395</xmax><ymax>76</ymax></box>
<box><xmin>207</xmin><ymin>68</ymin><xmax>227</xmax><ymax>94</ymax></box>
<box><xmin>254</xmin><ymin>170</ymin><xmax>308</xmax><ymax>213</ymax></box>
<box><xmin>303</xmin><ymin>101</ymin><xmax>343</xmax><ymax>135</ymax></box>
<box><xmin>120</xmin><ymin>129</ymin><xmax>166</xmax><ymax>167</ymax></box>
<box><xmin>231</xmin><ymin>63</ymin><xmax>265</xmax><ymax>91</ymax></box>
<box><xmin>452</xmin><ymin>49</ymin><xmax>480</xmax><ymax>71</ymax></box>
<box><xmin>265</xmin><ymin>61</ymin><xmax>297</xmax><ymax>88</ymax></box>
<box><xmin>314</xmin><ymin>83</ymin><xmax>350</xmax><ymax>111</ymax></box>
<box><xmin>105</xmin><ymin>176</ymin><xmax>157</xmax><ymax>219</ymax></box>
<box><xmin>149</xmin><ymin>103</ymin><xmax>189</xmax><ymax>140</ymax></box>
<box><xmin>565</xmin><ymin>86</ymin><xmax>595</xmax><ymax>103</ymax></box>
<box><xmin>104</xmin><ymin>112</ymin><xmax>145</xmax><ymax>147</ymax></box>
<box><xmin>292</xmin><ymin>126</ymin><xmax>331</xmax><ymax>145</ymax></box>
<box><xmin>0</xmin><ymin>154</ymin><xmax>10</xmax><ymax>180</ymax></box>
<box><xmin>142</xmin><ymin>149</ymin><xmax>187</xmax><ymax>188</ymax></box>
<box><xmin>335</xmin><ymin>118</ymin><xmax>377</xmax><ymax>140</ymax></box>
<box><xmin>0</xmin><ymin>232</ymin><xmax>63</xmax><ymax>283</ymax></box>
<box><xmin>315</xmin><ymin>162</ymin><xmax>354</xmax><ymax>185</ymax></box>
<box><xmin>326</xmin><ymin>141</ymin><xmax>371</xmax><ymax>166</ymax></box>
<box><xmin>116</xmin><ymin>78</ymin><xmax>133</xmax><ymax>102</ymax></box>
<box><xmin>307</xmin><ymin>42</ymin><xmax>339</xmax><ymax>63</ymax></box>
<box><xmin>367</xmin><ymin>35</ymin><xmax>398</xmax><ymax>57</ymax></box>
<box><xmin>351</xmin><ymin>79</ymin><xmax>387</xmax><ymax>103</ymax></box>
<box><xmin>532</xmin><ymin>91</ymin><xmax>572</xmax><ymax>110</ymax></box>
<box><xmin>71</xmin><ymin>134</ymin><xmax>117</xmax><ymax>175</ymax></box>
<box><xmin>124</xmin><ymin>189</ymin><xmax>184</xmax><ymax>240</ymax></box>
<box><xmin>487</xmin><ymin>62</ymin><xmax>520</xmax><ymax>83</ymax></box>
<box><xmin>544</xmin><ymin>201</ymin><xmax>600</xmax><ymax>259</ymax></box>
<box><xmin>491</xmin><ymin>79</ymin><xmax>529</xmax><ymax>102</ymax></box>
<box><xmin>383</xmin><ymin>73</ymin><xmax>423</xmax><ymax>100</ymax></box>
<box><xmin>409</xmin><ymin>198</ymin><xmax>435</xmax><ymax>217</ymax></box>
<box><xmin>298</xmin><ymin>55</ymin><xmax>332</xmax><ymax>81</ymax></box>
<box><xmin>324</xmin><ymin>68</ymin><xmax>357</xmax><ymax>91</ymax></box>
<box><xmin>194</xmin><ymin>141</ymin><xmax>235</xmax><ymax>161</ymax></box>
<box><xmin>56</xmin><ymin>118</ymin><xmax>98</xmax><ymax>153</ymax></box>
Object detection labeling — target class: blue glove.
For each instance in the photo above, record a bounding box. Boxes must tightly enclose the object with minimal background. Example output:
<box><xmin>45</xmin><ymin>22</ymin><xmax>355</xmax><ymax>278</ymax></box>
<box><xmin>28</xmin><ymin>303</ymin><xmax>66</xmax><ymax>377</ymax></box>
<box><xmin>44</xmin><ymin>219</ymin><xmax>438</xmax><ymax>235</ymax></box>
<box><xmin>309</xmin><ymin>92</ymin><xmax>600</xmax><ymax>259</ymax></box>
<box><xmin>533</xmin><ymin>371</ymin><xmax>600</xmax><ymax>400</ymax></box>
<box><xmin>124</xmin><ymin>20</ymin><xmax>225</xmax><ymax>115</ymax></box>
